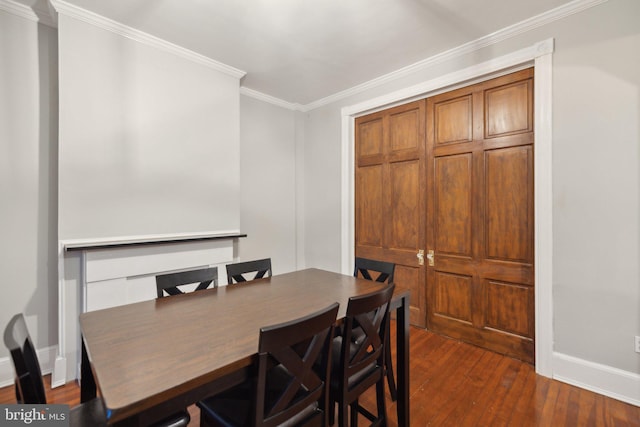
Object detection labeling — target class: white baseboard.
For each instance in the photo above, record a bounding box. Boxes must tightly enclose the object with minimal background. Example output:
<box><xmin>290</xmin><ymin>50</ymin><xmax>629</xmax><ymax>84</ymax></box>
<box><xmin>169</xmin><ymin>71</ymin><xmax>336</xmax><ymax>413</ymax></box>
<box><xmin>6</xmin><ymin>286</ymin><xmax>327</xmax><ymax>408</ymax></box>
<box><xmin>52</xmin><ymin>356</ymin><xmax>67</xmax><ymax>388</ymax></box>
<box><xmin>0</xmin><ymin>358</ymin><xmax>14</xmax><ymax>388</ymax></box>
<box><xmin>553</xmin><ymin>352</ymin><xmax>640</xmax><ymax>407</ymax></box>
<box><xmin>0</xmin><ymin>345</ymin><xmax>58</xmax><ymax>388</ymax></box>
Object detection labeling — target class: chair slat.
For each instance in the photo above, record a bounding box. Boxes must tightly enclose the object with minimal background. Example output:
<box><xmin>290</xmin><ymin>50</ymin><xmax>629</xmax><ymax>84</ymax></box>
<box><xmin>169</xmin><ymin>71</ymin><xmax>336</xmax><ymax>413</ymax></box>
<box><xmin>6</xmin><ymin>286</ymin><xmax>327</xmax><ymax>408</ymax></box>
<box><xmin>155</xmin><ymin>267</ymin><xmax>218</xmax><ymax>298</ymax></box>
<box><xmin>226</xmin><ymin>258</ymin><xmax>272</xmax><ymax>285</ymax></box>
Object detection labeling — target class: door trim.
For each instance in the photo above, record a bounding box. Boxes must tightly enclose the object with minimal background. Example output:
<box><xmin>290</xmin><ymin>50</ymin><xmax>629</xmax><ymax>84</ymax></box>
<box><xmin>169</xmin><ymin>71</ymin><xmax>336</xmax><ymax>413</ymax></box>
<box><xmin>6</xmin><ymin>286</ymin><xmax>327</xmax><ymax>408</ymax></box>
<box><xmin>340</xmin><ymin>38</ymin><xmax>554</xmax><ymax>377</ymax></box>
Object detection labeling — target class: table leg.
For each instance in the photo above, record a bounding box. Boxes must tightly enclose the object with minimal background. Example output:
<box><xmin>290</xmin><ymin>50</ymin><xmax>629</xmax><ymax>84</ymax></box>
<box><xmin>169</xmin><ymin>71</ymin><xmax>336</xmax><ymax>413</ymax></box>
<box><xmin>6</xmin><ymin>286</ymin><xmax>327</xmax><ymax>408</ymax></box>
<box><xmin>80</xmin><ymin>338</ymin><xmax>97</xmax><ymax>403</ymax></box>
<box><xmin>396</xmin><ymin>294</ymin><xmax>410</xmax><ymax>427</ymax></box>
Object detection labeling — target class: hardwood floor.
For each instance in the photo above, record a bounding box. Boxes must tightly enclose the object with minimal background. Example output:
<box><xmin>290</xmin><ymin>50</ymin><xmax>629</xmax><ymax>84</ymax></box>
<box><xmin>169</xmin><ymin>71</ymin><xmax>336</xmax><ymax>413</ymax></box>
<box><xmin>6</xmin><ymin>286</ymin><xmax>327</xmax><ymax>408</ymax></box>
<box><xmin>2</xmin><ymin>325</ymin><xmax>638</xmax><ymax>426</ymax></box>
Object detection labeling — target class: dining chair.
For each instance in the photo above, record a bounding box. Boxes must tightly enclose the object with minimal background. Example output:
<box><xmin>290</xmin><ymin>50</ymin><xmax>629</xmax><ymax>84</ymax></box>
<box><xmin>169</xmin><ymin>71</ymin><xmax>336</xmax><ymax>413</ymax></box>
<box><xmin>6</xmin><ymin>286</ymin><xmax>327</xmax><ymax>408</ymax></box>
<box><xmin>353</xmin><ymin>257</ymin><xmax>398</xmax><ymax>401</ymax></box>
<box><xmin>329</xmin><ymin>284</ymin><xmax>395</xmax><ymax>427</ymax></box>
<box><xmin>197</xmin><ymin>302</ymin><xmax>340</xmax><ymax>427</ymax></box>
<box><xmin>226</xmin><ymin>258</ymin><xmax>272</xmax><ymax>285</ymax></box>
<box><xmin>3</xmin><ymin>314</ymin><xmax>106</xmax><ymax>426</ymax></box>
<box><xmin>353</xmin><ymin>257</ymin><xmax>395</xmax><ymax>284</ymax></box>
<box><xmin>4</xmin><ymin>314</ymin><xmax>193</xmax><ymax>427</ymax></box>
<box><xmin>155</xmin><ymin>266</ymin><xmax>218</xmax><ymax>297</ymax></box>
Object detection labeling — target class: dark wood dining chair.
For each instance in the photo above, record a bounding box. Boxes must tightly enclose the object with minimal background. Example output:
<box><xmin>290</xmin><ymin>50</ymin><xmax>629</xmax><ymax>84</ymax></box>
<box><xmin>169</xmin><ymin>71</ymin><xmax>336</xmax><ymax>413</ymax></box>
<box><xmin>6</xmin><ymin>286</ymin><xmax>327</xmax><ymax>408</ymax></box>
<box><xmin>226</xmin><ymin>258</ymin><xmax>272</xmax><ymax>285</ymax></box>
<box><xmin>353</xmin><ymin>257</ymin><xmax>398</xmax><ymax>401</ymax></box>
<box><xmin>155</xmin><ymin>266</ymin><xmax>218</xmax><ymax>297</ymax></box>
<box><xmin>3</xmin><ymin>313</ymin><xmax>108</xmax><ymax>426</ymax></box>
<box><xmin>329</xmin><ymin>284</ymin><xmax>395</xmax><ymax>427</ymax></box>
<box><xmin>354</xmin><ymin>257</ymin><xmax>395</xmax><ymax>284</ymax></box>
<box><xmin>4</xmin><ymin>314</ymin><xmax>188</xmax><ymax>427</ymax></box>
<box><xmin>197</xmin><ymin>302</ymin><xmax>340</xmax><ymax>427</ymax></box>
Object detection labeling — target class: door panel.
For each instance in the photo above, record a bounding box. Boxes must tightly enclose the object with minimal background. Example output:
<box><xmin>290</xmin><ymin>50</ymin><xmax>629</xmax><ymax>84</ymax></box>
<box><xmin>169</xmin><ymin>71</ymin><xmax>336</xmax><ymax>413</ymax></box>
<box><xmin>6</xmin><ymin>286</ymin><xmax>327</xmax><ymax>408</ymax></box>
<box><xmin>485</xmin><ymin>80</ymin><xmax>533</xmax><ymax>137</ymax></box>
<box><xmin>358</xmin><ymin>118</ymin><xmax>384</xmax><ymax>156</ymax></box>
<box><xmin>390</xmin><ymin>108</ymin><xmax>422</xmax><ymax>151</ymax></box>
<box><xmin>485</xmin><ymin>146</ymin><xmax>533</xmax><ymax>262</ymax></box>
<box><xmin>390</xmin><ymin>160</ymin><xmax>420</xmax><ymax>250</ymax></box>
<box><xmin>434</xmin><ymin>154</ymin><xmax>473</xmax><ymax>257</ymax></box>
<box><xmin>485</xmin><ymin>280</ymin><xmax>533</xmax><ymax>338</ymax></box>
<box><xmin>355</xmin><ymin>165</ymin><xmax>383</xmax><ymax>248</ymax></box>
<box><xmin>434</xmin><ymin>95</ymin><xmax>473</xmax><ymax>145</ymax></box>
<box><xmin>355</xmin><ymin>100</ymin><xmax>426</xmax><ymax>327</ymax></box>
<box><xmin>394</xmin><ymin>264</ymin><xmax>423</xmax><ymax>322</ymax></box>
<box><xmin>426</xmin><ymin>68</ymin><xmax>535</xmax><ymax>363</ymax></box>
<box><xmin>434</xmin><ymin>272</ymin><xmax>473</xmax><ymax>323</ymax></box>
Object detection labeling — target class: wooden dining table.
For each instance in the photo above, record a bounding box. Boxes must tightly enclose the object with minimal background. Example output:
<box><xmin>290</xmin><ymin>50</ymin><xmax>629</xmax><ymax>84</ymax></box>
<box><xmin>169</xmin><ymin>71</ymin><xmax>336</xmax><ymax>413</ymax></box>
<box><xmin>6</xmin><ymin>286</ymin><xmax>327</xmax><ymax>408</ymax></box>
<box><xmin>79</xmin><ymin>268</ymin><xmax>410</xmax><ymax>426</ymax></box>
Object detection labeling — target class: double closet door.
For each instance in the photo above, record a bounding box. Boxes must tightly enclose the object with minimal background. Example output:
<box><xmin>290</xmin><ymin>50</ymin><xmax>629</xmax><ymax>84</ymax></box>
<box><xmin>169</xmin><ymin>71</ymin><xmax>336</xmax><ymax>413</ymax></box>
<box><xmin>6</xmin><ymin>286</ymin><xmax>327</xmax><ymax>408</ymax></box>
<box><xmin>355</xmin><ymin>68</ymin><xmax>535</xmax><ymax>363</ymax></box>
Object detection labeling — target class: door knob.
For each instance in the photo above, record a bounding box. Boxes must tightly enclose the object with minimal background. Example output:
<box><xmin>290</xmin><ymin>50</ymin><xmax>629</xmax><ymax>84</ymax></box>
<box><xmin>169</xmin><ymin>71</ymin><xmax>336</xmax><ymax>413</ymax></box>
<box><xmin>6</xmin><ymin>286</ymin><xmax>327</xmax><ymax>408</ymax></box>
<box><xmin>426</xmin><ymin>250</ymin><xmax>434</xmax><ymax>266</ymax></box>
<box><xmin>417</xmin><ymin>249</ymin><xmax>424</xmax><ymax>265</ymax></box>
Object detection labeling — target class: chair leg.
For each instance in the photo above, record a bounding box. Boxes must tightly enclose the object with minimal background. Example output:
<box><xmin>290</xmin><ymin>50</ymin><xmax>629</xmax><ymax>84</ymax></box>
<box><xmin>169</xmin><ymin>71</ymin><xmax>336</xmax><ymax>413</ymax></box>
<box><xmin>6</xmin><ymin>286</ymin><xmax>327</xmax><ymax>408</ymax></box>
<box><xmin>350</xmin><ymin>400</ymin><xmax>359</xmax><ymax>427</ymax></box>
<box><xmin>338</xmin><ymin>403</ymin><xmax>348</xmax><ymax>427</ymax></box>
<box><xmin>385</xmin><ymin>325</ymin><xmax>398</xmax><ymax>402</ymax></box>
<box><xmin>376</xmin><ymin>377</ymin><xmax>388</xmax><ymax>427</ymax></box>
<box><xmin>329</xmin><ymin>397</ymin><xmax>336</xmax><ymax>426</ymax></box>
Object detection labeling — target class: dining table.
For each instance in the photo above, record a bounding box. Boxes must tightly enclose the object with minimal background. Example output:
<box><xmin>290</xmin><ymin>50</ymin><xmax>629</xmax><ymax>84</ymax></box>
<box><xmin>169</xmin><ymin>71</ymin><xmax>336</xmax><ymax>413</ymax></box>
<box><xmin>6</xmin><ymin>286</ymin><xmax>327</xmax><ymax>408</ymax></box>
<box><xmin>79</xmin><ymin>268</ymin><xmax>410</xmax><ymax>426</ymax></box>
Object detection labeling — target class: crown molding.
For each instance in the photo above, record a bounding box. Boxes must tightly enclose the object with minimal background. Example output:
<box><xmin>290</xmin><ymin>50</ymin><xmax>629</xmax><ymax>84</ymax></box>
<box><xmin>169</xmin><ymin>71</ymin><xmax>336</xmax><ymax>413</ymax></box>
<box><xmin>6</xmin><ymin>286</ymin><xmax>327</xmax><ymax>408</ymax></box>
<box><xmin>49</xmin><ymin>0</ymin><xmax>246</xmax><ymax>79</ymax></box>
<box><xmin>33</xmin><ymin>1</ymin><xmax>57</xmax><ymax>27</ymax></box>
<box><xmin>0</xmin><ymin>0</ymin><xmax>37</xmax><ymax>21</ymax></box>
<box><xmin>240</xmin><ymin>87</ymin><xmax>301</xmax><ymax>111</ymax></box>
<box><xmin>0</xmin><ymin>0</ymin><xmax>56</xmax><ymax>27</ymax></box>
<box><xmin>302</xmin><ymin>0</ymin><xmax>607</xmax><ymax>111</ymax></box>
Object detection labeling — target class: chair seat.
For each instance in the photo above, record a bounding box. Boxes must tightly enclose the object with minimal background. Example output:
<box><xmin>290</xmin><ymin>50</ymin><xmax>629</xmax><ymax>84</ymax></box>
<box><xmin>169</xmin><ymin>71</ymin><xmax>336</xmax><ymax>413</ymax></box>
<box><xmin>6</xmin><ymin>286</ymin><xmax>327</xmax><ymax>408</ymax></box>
<box><xmin>70</xmin><ymin>399</ymin><xmax>189</xmax><ymax>427</ymax></box>
<box><xmin>199</xmin><ymin>387</ymin><xmax>321</xmax><ymax>427</ymax></box>
<box><xmin>198</xmin><ymin>364</ymin><xmax>324</xmax><ymax>427</ymax></box>
<box><xmin>69</xmin><ymin>397</ymin><xmax>107</xmax><ymax>427</ymax></box>
<box><xmin>151</xmin><ymin>410</ymin><xmax>191</xmax><ymax>427</ymax></box>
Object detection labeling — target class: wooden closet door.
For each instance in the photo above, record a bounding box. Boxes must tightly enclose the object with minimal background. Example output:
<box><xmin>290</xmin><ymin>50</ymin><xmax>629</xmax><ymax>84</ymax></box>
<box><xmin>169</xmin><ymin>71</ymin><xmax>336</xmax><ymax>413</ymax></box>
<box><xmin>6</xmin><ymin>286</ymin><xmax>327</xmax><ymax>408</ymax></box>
<box><xmin>426</xmin><ymin>68</ymin><xmax>535</xmax><ymax>362</ymax></box>
<box><xmin>355</xmin><ymin>100</ymin><xmax>427</xmax><ymax>327</ymax></box>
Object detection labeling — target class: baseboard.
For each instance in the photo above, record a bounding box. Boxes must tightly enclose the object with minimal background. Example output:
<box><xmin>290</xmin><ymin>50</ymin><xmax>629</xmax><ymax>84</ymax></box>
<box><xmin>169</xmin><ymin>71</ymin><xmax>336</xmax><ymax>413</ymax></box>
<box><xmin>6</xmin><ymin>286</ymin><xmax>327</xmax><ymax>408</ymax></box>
<box><xmin>0</xmin><ymin>346</ymin><xmax>58</xmax><ymax>388</ymax></box>
<box><xmin>553</xmin><ymin>352</ymin><xmax>640</xmax><ymax>407</ymax></box>
<box><xmin>51</xmin><ymin>356</ymin><xmax>67</xmax><ymax>388</ymax></box>
<box><xmin>0</xmin><ymin>357</ymin><xmax>14</xmax><ymax>388</ymax></box>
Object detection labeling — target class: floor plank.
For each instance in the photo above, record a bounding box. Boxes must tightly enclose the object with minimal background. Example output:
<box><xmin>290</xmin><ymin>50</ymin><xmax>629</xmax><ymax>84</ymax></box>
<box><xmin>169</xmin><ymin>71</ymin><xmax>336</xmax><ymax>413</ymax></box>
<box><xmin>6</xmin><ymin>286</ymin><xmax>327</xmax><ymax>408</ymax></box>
<box><xmin>1</xmin><ymin>325</ymin><xmax>638</xmax><ymax>426</ymax></box>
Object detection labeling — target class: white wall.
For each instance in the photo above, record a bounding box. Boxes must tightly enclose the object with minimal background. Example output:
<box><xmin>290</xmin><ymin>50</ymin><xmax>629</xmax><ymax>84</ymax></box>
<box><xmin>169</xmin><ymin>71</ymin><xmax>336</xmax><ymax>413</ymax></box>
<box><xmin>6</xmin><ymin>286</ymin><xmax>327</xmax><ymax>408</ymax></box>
<box><xmin>57</xmin><ymin>14</ymin><xmax>241</xmax><ymax>241</ymax></box>
<box><xmin>0</xmin><ymin>9</ymin><xmax>58</xmax><ymax>360</ymax></box>
<box><xmin>304</xmin><ymin>107</ymin><xmax>343</xmax><ymax>271</ymax></box>
<box><xmin>238</xmin><ymin>95</ymin><xmax>298</xmax><ymax>273</ymax></box>
<box><xmin>551</xmin><ymin>0</ymin><xmax>639</xmax><ymax>375</ymax></box>
<box><xmin>53</xmin><ymin>10</ymin><xmax>245</xmax><ymax>383</ymax></box>
<box><xmin>302</xmin><ymin>0</ymin><xmax>640</xmax><ymax>399</ymax></box>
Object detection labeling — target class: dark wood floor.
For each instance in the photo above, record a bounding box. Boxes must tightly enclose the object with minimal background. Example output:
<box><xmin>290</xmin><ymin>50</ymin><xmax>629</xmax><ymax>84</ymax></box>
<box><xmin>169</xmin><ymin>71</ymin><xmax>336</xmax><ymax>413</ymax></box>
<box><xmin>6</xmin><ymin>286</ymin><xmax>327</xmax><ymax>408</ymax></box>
<box><xmin>2</xmin><ymin>325</ymin><xmax>638</xmax><ymax>426</ymax></box>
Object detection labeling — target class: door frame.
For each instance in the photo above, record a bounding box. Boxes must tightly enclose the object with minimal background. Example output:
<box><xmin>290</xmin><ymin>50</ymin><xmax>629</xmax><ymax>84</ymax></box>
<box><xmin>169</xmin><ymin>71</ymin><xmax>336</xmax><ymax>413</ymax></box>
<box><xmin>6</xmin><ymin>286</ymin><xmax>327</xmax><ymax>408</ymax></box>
<box><xmin>340</xmin><ymin>38</ymin><xmax>554</xmax><ymax>377</ymax></box>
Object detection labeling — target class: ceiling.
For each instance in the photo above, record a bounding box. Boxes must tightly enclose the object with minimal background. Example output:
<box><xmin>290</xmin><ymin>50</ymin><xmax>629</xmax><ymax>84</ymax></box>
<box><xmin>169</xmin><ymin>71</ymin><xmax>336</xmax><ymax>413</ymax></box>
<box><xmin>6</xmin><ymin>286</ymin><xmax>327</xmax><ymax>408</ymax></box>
<box><xmin>18</xmin><ymin>0</ymin><xmax>575</xmax><ymax>106</ymax></box>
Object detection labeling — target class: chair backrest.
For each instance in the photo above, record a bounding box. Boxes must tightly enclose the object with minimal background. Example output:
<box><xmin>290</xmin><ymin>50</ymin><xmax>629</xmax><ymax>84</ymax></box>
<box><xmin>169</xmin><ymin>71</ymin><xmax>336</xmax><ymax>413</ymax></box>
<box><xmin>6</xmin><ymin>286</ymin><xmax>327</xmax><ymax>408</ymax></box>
<box><xmin>155</xmin><ymin>267</ymin><xmax>218</xmax><ymax>298</ymax></box>
<box><xmin>226</xmin><ymin>258</ymin><xmax>272</xmax><ymax>285</ymax></box>
<box><xmin>3</xmin><ymin>314</ymin><xmax>47</xmax><ymax>404</ymax></box>
<box><xmin>254</xmin><ymin>302</ymin><xmax>339</xmax><ymax>427</ymax></box>
<box><xmin>339</xmin><ymin>284</ymin><xmax>395</xmax><ymax>397</ymax></box>
<box><xmin>353</xmin><ymin>257</ymin><xmax>395</xmax><ymax>284</ymax></box>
